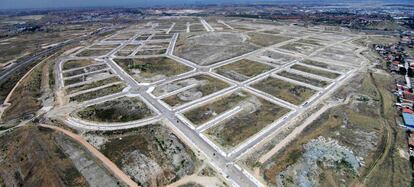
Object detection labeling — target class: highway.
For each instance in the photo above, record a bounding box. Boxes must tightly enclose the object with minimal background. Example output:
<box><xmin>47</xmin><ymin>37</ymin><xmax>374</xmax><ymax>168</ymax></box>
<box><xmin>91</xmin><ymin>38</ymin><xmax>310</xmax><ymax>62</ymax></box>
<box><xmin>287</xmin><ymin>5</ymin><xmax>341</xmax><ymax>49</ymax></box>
<box><xmin>0</xmin><ymin>27</ymin><xmax>116</xmax><ymax>83</ymax></box>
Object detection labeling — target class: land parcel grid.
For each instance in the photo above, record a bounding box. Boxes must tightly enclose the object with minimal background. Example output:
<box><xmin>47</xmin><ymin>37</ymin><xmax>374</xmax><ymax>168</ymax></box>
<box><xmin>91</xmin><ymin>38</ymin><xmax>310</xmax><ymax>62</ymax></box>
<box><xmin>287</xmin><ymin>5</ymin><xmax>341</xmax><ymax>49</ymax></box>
<box><xmin>202</xmin><ymin>90</ymin><xmax>290</xmax><ymax>150</ymax></box>
<box><xmin>214</xmin><ymin>59</ymin><xmax>274</xmax><ymax>82</ymax></box>
<box><xmin>251</xmin><ymin>76</ymin><xmax>317</xmax><ymax>105</ymax></box>
<box><xmin>113</xmin><ymin>57</ymin><xmax>192</xmax><ymax>83</ymax></box>
<box><xmin>152</xmin><ymin>74</ymin><xmax>230</xmax><ymax>108</ymax></box>
<box><xmin>75</xmin><ymin>96</ymin><xmax>156</xmax><ymax>123</ymax></box>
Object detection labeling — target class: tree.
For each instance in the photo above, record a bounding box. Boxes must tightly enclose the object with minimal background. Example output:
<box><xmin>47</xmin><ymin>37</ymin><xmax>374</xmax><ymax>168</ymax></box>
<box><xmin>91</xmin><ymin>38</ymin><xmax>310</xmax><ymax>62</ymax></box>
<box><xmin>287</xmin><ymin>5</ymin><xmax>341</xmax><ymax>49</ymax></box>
<box><xmin>408</xmin><ymin>67</ymin><xmax>414</xmax><ymax>77</ymax></box>
<box><xmin>399</xmin><ymin>66</ymin><xmax>407</xmax><ymax>75</ymax></box>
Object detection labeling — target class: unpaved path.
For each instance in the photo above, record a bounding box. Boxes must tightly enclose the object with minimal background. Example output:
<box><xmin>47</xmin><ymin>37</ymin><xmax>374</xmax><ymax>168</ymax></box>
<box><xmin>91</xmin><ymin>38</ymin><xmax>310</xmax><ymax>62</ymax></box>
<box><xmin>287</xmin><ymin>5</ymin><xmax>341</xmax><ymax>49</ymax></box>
<box><xmin>258</xmin><ymin>95</ymin><xmax>353</xmax><ymax>164</ymax></box>
<box><xmin>39</xmin><ymin>124</ymin><xmax>139</xmax><ymax>187</ymax></box>
<box><xmin>40</xmin><ymin>60</ymin><xmax>50</xmax><ymax>92</ymax></box>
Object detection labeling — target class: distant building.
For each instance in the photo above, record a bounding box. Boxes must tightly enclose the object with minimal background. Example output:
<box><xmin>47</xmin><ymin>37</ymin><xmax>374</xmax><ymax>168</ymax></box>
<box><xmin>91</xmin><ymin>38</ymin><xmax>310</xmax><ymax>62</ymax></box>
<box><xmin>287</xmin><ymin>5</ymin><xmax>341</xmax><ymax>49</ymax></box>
<box><xmin>403</xmin><ymin>113</ymin><xmax>414</xmax><ymax>129</ymax></box>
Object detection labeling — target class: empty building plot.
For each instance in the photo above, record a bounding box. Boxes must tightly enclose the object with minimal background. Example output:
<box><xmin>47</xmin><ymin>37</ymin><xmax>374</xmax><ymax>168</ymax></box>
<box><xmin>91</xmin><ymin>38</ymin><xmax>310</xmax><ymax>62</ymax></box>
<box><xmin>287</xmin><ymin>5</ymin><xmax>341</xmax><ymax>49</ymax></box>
<box><xmin>135</xmin><ymin>34</ymin><xmax>152</xmax><ymax>41</ymax></box>
<box><xmin>76</xmin><ymin>48</ymin><xmax>112</xmax><ymax>57</ymax></box>
<box><xmin>170</xmin><ymin>23</ymin><xmax>187</xmax><ymax>33</ymax></box>
<box><xmin>69</xmin><ymin>83</ymin><xmax>127</xmax><ymax>102</ymax></box>
<box><xmin>150</xmin><ymin>34</ymin><xmax>173</xmax><ymax>40</ymax></box>
<box><xmin>277</xmin><ymin>71</ymin><xmax>330</xmax><ymax>88</ymax></box>
<box><xmin>153</xmin><ymin>74</ymin><xmax>230</xmax><ymax>107</ymax></box>
<box><xmin>63</xmin><ymin>63</ymin><xmax>108</xmax><ymax>77</ymax></box>
<box><xmin>64</xmin><ymin>70</ymin><xmax>113</xmax><ymax>86</ymax></box>
<box><xmin>65</xmin><ymin>76</ymin><xmax>122</xmax><ymax>95</ymax></box>
<box><xmin>214</xmin><ymin>59</ymin><xmax>273</xmax><ymax>82</ymax></box>
<box><xmin>247</xmin><ymin>32</ymin><xmax>292</xmax><ymax>47</ymax></box>
<box><xmin>290</xmin><ymin>64</ymin><xmax>341</xmax><ymax>79</ymax></box>
<box><xmin>296</xmin><ymin>38</ymin><xmax>328</xmax><ymax>46</ymax></box>
<box><xmin>182</xmin><ymin>90</ymin><xmax>250</xmax><ymax>127</ymax></box>
<box><xmin>113</xmin><ymin>57</ymin><xmax>192</xmax><ymax>83</ymax></box>
<box><xmin>135</xmin><ymin>49</ymin><xmax>167</xmax><ymax>56</ymax></box>
<box><xmin>174</xmin><ymin>32</ymin><xmax>258</xmax><ymax>66</ymax></box>
<box><xmin>203</xmin><ymin>91</ymin><xmax>290</xmax><ymax>150</ymax></box>
<box><xmin>121</xmin><ymin>44</ymin><xmax>140</xmax><ymax>51</ymax></box>
<box><xmin>312</xmin><ymin>33</ymin><xmax>353</xmax><ymax>43</ymax></box>
<box><xmin>315</xmin><ymin>45</ymin><xmax>360</xmax><ymax>64</ymax></box>
<box><xmin>115</xmin><ymin>50</ymin><xmax>133</xmax><ymax>57</ymax></box>
<box><xmin>62</xmin><ymin>59</ymin><xmax>97</xmax><ymax>70</ymax></box>
<box><xmin>142</xmin><ymin>41</ymin><xmax>170</xmax><ymax>50</ymax></box>
<box><xmin>190</xmin><ymin>23</ymin><xmax>206</xmax><ymax>32</ymax></box>
<box><xmin>279</xmin><ymin>42</ymin><xmax>322</xmax><ymax>56</ymax></box>
<box><xmin>255</xmin><ymin>50</ymin><xmax>298</xmax><ymax>66</ymax></box>
<box><xmin>107</xmin><ymin>32</ymin><xmax>136</xmax><ymax>41</ymax></box>
<box><xmin>251</xmin><ymin>76</ymin><xmax>317</xmax><ymax>105</ymax></box>
<box><xmin>208</xmin><ymin>20</ymin><xmax>233</xmax><ymax>31</ymax></box>
<box><xmin>75</xmin><ymin>96</ymin><xmax>156</xmax><ymax>123</ymax></box>
<box><xmin>228</xmin><ymin>23</ymin><xmax>256</xmax><ymax>31</ymax></box>
<box><xmin>262</xmin><ymin>29</ymin><xmax>281</xmax><ymax>35</ymax></box>
<box><xmin>115</xmin><ymin>44</ymin><xmax>141</xmax><ymax>57</ymax></box>
<box><xmin>301</xmin><ymin>59</ymin><xmax>351</xmax><ymax>73</ymax></box>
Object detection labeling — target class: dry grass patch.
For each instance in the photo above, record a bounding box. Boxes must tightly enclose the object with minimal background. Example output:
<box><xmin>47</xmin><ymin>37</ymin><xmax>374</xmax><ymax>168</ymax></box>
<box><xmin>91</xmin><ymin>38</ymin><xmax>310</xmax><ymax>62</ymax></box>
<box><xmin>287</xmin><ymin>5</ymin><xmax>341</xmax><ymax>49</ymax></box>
<box><xmin>215</xmin><ymin>59</ymin><xmax>273</xmax><ymax>82</ymax></box>
<box><xmin>290</xmin><ymin>64</ymin><xmax>341</xmax><ymax>79</ymax></box>
<box><xmin>247</xmin><ymin>32</ymin><xmax>291</xmax><ymax>47</ymax></box>
<box><xmin>301</xmin><ymin>59</ymin><xmax>350</xmax><ymax>73</ymax></box>
<box><xmin>277</xmin><ymin>71</ymin><xmax>329</xmax><ymax>87</ymax></box>
<box><xmin>183</xmin><ymin>90</ymin><xmax>250</xmax><ymax>126</ymax></box>
<box><xmin>160</xmin><ymin>74</ymin><xmax>230</xmax><ymax>107</ymax></box>
<box><xmin>251</xmin><ymin>77</ymin><xmax>316</xmax><ymax>105</ymax></box>
<box><xmin>65</xmin><ymin>76</ymin><xmax>121</xmax><ymax>95</ymax></box>
<box><xmin>69</xmin><ymin>83</ymin><xmax>126</xmax><ymax>102</ymax></box>
<box><xmin>76</xmin><ymin>49</ymin><xmax>112</xmax><ymax>57</ymax></box>
<box><xmin>205</xmin><ymin>95</ymin><xmax>290</xmax><ymax>149</ymax></box>
<box><xmin>62</xmin><ymin>59</ymin><xmax>96</xmax><ymax>70</ymax></box>
<box><xmin>114</xmin><ymin>57</ymin><xmax>192</xmax><ymax>83</ymax></box>
<box><xmin>76</xmin><ymin>96</ymin><xmax>155</xmax><ymax>122</ymax></box>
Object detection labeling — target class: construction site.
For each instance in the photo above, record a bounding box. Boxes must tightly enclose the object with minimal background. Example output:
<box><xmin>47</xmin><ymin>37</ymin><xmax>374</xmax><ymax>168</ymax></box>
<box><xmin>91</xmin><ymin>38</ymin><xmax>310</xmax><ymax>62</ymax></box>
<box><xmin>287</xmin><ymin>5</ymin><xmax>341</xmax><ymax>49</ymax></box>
<box><xmin>0</xmin><ymin>15</ymin><xmax>411</xmax><ymax>187</ymax></box>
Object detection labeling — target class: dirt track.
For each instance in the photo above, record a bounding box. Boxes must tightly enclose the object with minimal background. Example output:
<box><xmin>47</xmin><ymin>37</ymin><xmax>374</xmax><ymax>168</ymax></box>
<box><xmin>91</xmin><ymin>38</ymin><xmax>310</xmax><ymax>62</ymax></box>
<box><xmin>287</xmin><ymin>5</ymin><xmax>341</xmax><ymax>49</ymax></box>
<box><xmin>39</xmin><ymin>124</ymin><xmax>139</xmax><ymax>187</ymax></box>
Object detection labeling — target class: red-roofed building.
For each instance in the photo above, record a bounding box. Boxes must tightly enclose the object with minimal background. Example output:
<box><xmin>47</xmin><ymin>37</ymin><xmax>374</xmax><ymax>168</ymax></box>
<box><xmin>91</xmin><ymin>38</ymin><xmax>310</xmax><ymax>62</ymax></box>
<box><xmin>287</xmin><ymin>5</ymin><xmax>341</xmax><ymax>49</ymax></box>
<box><xmin>403</xmin><ymin>108</ymin><xmax>414</xmax><ymax>114</ymax></box>
<box><xmin>403</xmin><ymin>91</ymin><xmax>414</xmax><ymax>101</ymax></box>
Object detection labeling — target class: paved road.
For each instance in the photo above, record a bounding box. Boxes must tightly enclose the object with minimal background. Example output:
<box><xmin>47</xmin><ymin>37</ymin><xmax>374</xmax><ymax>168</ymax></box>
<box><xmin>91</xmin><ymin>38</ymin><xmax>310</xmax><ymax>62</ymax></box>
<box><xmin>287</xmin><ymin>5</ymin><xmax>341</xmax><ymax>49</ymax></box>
<box><xmin>0</xmin><ymin>47</ymin><xmax>59</xmax><ymax>83</ymax></box>
<box><xmin>103</xmin><ymin>55</ymin><xmax>258</xmax><ymax>187</ymax></box>
<box><xmin>0</xmin><ymin>27</ymin><xmax>115</xmax><ymax>84</ymax></box>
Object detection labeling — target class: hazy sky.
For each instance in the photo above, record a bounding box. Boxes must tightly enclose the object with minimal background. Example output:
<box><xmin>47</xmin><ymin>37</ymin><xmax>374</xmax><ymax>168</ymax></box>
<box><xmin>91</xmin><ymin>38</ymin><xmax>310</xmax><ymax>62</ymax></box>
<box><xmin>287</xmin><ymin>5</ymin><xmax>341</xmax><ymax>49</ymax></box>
<box><xmin>1</xmin><ymin>0</ymin><xmax>412</xmax><ymax>10</ymax></box>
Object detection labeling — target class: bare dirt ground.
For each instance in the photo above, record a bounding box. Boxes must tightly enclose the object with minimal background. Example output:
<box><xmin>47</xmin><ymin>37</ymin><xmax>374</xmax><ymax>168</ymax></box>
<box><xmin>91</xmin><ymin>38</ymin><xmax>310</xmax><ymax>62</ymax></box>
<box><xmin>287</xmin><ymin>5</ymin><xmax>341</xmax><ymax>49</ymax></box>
<box><xmin>41</xmin><ymin>124</ymin><xmax>137</xmax><ymax>187</ymax></box>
